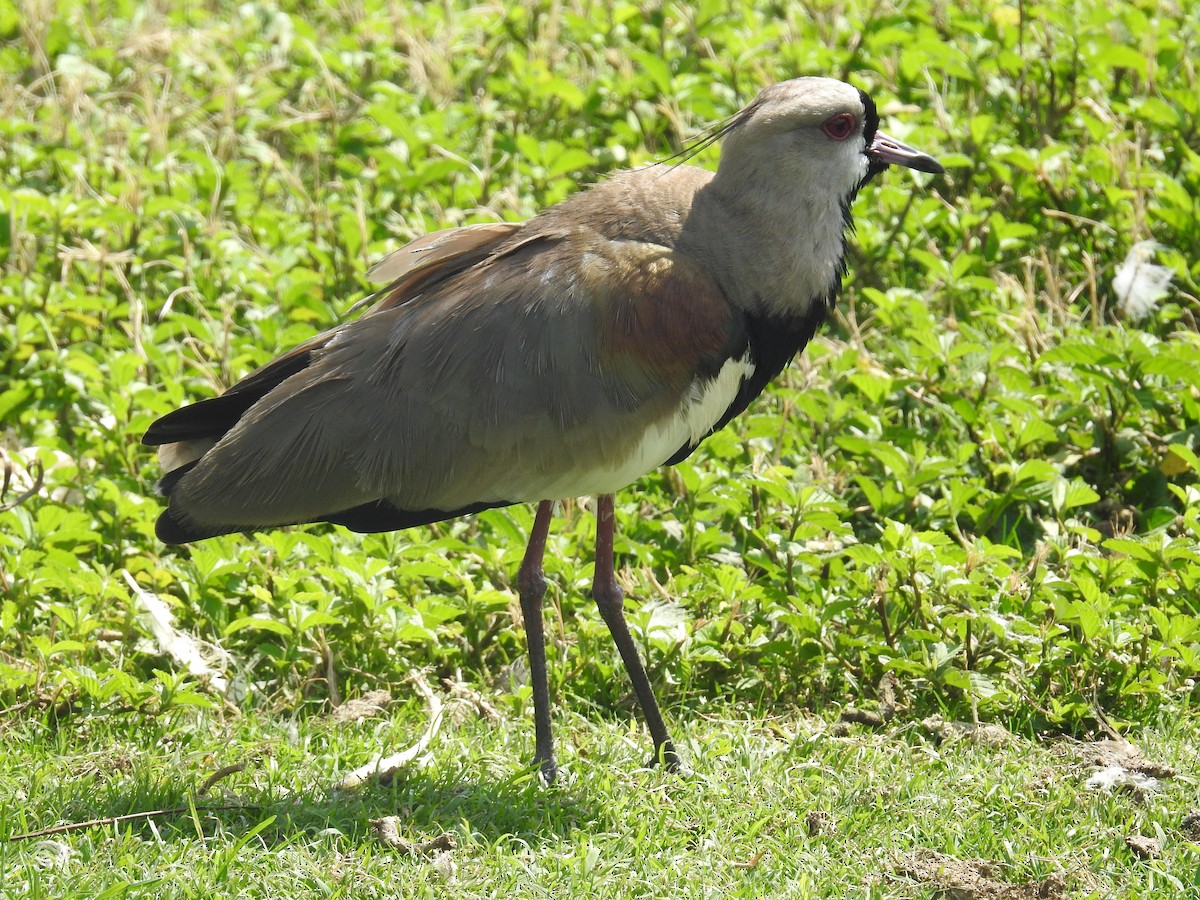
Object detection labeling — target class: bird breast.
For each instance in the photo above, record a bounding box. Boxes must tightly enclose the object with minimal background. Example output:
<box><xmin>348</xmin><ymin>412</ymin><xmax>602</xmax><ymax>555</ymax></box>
<box><xmin>502</xmin><ymin>352</ymin><xmax>756</xmax><ymax>501</ymax></box>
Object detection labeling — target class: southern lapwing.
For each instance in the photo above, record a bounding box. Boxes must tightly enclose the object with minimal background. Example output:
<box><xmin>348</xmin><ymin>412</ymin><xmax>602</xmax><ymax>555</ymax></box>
<box><xmin>144</xmin><ymin>77</ymin><xmax>943</xmax><ymax>781</ymax></box>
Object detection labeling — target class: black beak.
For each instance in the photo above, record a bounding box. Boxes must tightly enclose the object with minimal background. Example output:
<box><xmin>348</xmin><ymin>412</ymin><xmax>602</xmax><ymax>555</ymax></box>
<box><xmin>867</xmin><ymin>131</ymin><xmax>944</xmax><ymax>175</ymax></box>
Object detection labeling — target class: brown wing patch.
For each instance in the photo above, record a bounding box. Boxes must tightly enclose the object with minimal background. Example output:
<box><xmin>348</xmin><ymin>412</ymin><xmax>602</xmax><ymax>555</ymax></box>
<box><xmin>584</xmin><ymin>243</ymin><xmax>743</xmax><ymax>394</ymax></box>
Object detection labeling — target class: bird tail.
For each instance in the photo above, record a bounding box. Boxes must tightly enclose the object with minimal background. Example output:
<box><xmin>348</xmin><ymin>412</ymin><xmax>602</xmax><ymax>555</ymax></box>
<box><xmin>142</xmin><ymin>342</ymin><xmax>330</xmax><ymax>543</ymax></box>
<box><xmin>148</xmin><ymin>459</ymin><xmax>240</xmax><ymax>543</ymax></box>
<box><xmin>154</xmin><ymin>505</ymin><xmax>233</xmax><ymax>544</ymax></box>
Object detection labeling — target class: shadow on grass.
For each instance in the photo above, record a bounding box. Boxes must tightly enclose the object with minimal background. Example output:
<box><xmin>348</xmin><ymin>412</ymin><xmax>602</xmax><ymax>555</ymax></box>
<box><xmin>30</xmin><ymin>766</ymin><xmax>602</xmax><ymax>850</ymax></box>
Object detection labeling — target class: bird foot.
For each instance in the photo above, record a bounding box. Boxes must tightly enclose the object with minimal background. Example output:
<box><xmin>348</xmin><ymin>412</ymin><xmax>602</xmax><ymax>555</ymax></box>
<box><xmin>647</xmin><ymin>742</ymin><xmax>685</xmax><ymax>774</ymax></box>
<box><xmin>534</xmin><ymin>755</ymin><xmax>558</xmax><ymax>785</ymax></box>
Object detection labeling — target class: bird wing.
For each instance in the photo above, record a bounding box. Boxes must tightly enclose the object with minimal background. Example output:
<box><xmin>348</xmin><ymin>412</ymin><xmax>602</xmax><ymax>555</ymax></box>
<box><xmin>154</xmin><ymin>226</ymin><xmax>747</xmax><ymax>538</ymax></box>
<box><xmin>364</xmin><ymin>222</ymin><xmax>522</xmax><ymax>285</ymax></box>
<box><xmin>144</xmin><ymin>222</ymin><xmax>527</xmax><ymax>447</ymax></box>
<box><xmin>349</xmin><ymin>221</ymin><xmax>523</xmax><ymax>315</ymax></box>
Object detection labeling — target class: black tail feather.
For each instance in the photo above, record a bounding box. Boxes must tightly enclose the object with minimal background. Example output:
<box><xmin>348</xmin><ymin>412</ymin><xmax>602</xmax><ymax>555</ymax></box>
<box><xmin>143</xmin><ymin>394</ymin><xmax>260</xmax><ymax>446</ymax></box>
<box><xmin>143</xmin><ymin>348</ymin><xmax>319</xmax><ymax>446</ymax></box>
<box><xmin>155</xmin><ymin>461</ymin><xmax>199</xmax><ymax>497</ymax></box>
<box><xmin>155</xmin><ymin>507</ymin><xmax>239</xmax><ymax>544</ymax></box>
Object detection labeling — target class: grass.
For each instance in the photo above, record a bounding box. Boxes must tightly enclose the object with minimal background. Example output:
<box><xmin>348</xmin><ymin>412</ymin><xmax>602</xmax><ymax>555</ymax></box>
<box><xmin>3</xmin><ymin>700</ymin><xmax>1199</xmax><ymax>898</ymax></box>
<box><xmin>2</xmin><ymin>0</ymin><xmax>1200</xmax><ymax>896</ymax></box>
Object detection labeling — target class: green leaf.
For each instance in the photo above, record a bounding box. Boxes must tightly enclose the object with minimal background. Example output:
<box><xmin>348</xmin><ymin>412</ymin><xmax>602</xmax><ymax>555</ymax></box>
<box><xmin>546</xmin><ymin>148</ymin><xmax>595</xmax><ymax>178</ymax></box>
<box><xmin>1160</xmin><ymin>443</ymin><xmax>1200</xmax><ymax>476</ymax></box>
<box><xmin>1052</xmin><ymin>479</ymin><xmax>1100</xmax><ymax>512</ymax></box>
<box><xmin>1038</xmin><ymin>341</ymin><xmax>1123</xmax><ymax>368</ymax></box>
<box><xmin>1102</xmin><ymin>538</ymin><xmax>1157</xmax><ymax>564</ymax></box>
<box><xmin>296</xmin><ymin>610</ymin><xmax>341</xmax><ymax>632</ymax></box>
<box><xmin>224</xmin><ymin>616</ymin><xmax>294</xmax><ymax>638</ymax></box>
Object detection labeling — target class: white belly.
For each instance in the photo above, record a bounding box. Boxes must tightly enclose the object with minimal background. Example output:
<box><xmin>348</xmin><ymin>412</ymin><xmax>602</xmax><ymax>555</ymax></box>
<box><xmin>522</xmin><ymin>353</ymin><xmax>755</xmax><ymax>500</ymax></box>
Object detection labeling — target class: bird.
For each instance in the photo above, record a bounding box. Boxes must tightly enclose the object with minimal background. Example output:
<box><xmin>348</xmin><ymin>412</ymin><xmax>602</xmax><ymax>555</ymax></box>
<box><xmin>143</xmin><ymin>77</ymin><xmax>943</xmax><ymax>783</ymax></box>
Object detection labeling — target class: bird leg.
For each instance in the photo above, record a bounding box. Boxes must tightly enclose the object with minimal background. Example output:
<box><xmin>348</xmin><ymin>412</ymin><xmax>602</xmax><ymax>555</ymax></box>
<box><xmin>592</xmin><ymin>494</ymin><xmax>680</xmax><ymax>771</ymax></box>
<box><xmin>517</xmin><ymin>499</ymin><xmax>557</xmax><ymax>783</ymax></box>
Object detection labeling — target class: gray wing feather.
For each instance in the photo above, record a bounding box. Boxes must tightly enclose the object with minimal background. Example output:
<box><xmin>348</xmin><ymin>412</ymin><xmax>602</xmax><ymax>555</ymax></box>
<box><xmin>169</xmin><ymin>217</ymin><xmax>740</xmax><ymax>532</ymax></box>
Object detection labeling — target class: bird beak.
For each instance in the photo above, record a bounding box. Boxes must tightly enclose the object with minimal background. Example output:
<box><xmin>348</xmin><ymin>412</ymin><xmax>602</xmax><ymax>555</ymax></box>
<box><xmin>867</xmin><ymin>131</ymin><xmax>944</xmax><ymax>174</ymax></box>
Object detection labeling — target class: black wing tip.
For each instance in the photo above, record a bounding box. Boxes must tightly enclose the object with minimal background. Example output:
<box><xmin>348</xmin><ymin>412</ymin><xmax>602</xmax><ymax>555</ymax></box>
<box><xmin>155</xmin><ymin>506</ymin><xmax>244</xmax><ymax>544</ymax></box>
<box><xmin>142</xmin><ymin>402</ymin><xmax>224</xmax><ymax>447</ymax></box>
<box><xmin>142</xmin><ymin>404</ymin><xmax>201</xmax><ymax>446</ymax></box>
<box><xmin>153</xmin><ymin>465</ymin><xmax>237</xmax><ymax>544</ymax></box>
<box><xmin>141</xmin><ymin>423</ymin><xmax>168</xmax><ymax>447</ymax></box>
<box><xmin>156</xmin><ymin>508</ymin><xmax>201</xmax><ymax>544</ymax></box>
<box><xmin>319</xmin><ymin>498</ymin><xmax>511</xmax><ymax>533</ymax></box>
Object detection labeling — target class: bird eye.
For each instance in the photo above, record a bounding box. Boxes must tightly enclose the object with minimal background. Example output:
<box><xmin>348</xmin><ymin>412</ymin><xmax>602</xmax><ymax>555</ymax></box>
<box><xmin>821</xmin><ymin>113</ymin><xmax>856</xmax><ymax>141</ymax></box>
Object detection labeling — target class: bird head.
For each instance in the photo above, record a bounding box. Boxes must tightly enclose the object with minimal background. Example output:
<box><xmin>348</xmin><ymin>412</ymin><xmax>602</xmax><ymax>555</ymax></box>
<box><xmin>714</xmin><ymin>77</ymin><xmax>943</xmax><ymax>202</ymax></box>
<box><xmin>691</xmin><ymin>77</ymin><xmax>943</xmax><ymax>318</ymax></box>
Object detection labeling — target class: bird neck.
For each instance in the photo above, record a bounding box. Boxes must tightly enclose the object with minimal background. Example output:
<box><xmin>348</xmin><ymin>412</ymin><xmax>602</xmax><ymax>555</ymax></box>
<box><xmin>684</xmin><ymin>175</ymin><xmax>851</xmax><ymax>321</ymax></box>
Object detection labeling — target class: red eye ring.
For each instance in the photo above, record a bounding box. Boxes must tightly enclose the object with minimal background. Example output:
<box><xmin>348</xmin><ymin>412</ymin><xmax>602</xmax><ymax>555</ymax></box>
<box><xmin>821</xmin><ymin>113</ymin><xmax>857</xmax><ymax>141</ymax></box>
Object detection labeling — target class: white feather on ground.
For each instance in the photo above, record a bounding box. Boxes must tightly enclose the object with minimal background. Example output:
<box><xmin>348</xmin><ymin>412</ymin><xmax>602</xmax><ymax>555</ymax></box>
<box><xmin>122</xmin><ymin>570</ymin><xmax>229</xmax><ymax>694</ymax></box>
<box><xmin>1113</xmin><ymin>240</ymin><xmax>1173</xmax><ymax>321</ymax></box>
<box><xmin>1085</xmin><ymin>764</ymin><xmax>1160</xmax><ymax>794</ymax></box>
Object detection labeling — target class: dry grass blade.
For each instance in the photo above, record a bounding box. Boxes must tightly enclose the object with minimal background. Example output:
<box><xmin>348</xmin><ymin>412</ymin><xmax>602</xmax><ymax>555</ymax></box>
<box><xmin>0</xmin><ymin>451</ymin><xmax>44</xmax><ymax>513</ymax></box>
<box><xmin>336</xmin><ymin>672</ymin><xmax>443</xmax><ymax>789</ymax></box>
<box><xmin>368</xmin><ymin>816</ymin><xmax>456</xmax><ymax>855</ymax></box>
<box><xmin>6</xmin><ymin>804</ymin><xmax>254</xmax><ymax>842</ymax></box>
<box><xmin>196</xmin><ymin>763</ymin><xmax>247</xmax><ymax>797</ymax></box>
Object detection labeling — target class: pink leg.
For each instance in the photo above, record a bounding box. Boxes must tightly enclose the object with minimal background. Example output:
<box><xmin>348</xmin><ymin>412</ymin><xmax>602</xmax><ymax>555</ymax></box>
<box><xmin>517</xmin><ymin>500</ymin><xmax>557</xmax><ymax>782</ymax></box>
<box><xmin>591</xmin><ymin>494</ymin><xmax>680</xmax><ymax>770</ymax></box>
